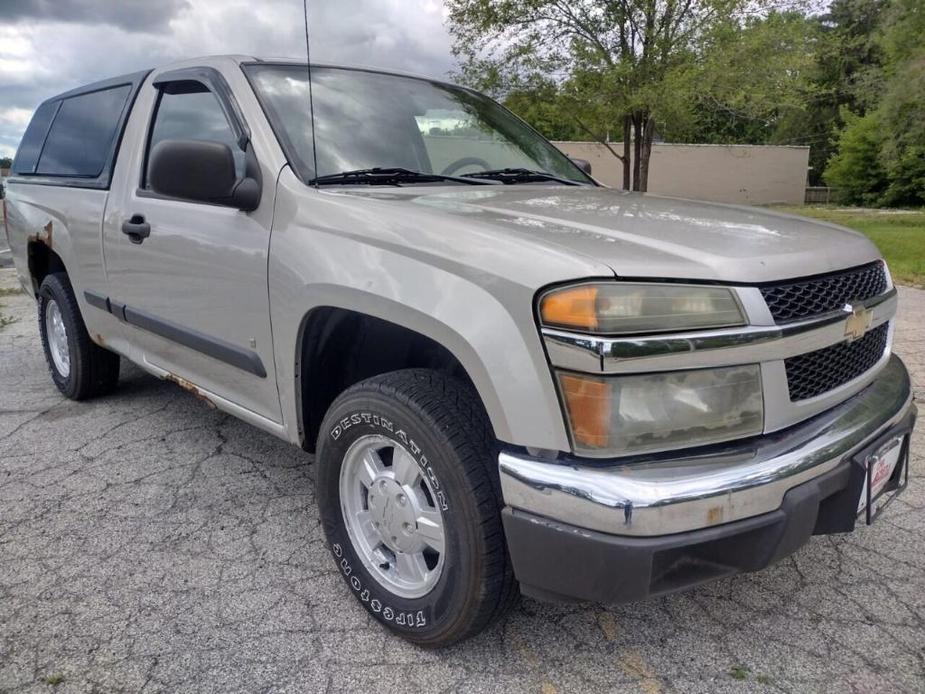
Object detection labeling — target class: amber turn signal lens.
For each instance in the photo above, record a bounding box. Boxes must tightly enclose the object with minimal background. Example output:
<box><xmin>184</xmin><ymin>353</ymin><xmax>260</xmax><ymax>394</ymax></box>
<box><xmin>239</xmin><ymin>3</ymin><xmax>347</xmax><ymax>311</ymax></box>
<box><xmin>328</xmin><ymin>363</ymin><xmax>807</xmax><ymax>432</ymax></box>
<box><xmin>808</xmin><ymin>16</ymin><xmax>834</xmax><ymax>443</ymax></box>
<box><xmin>558</xmin><ymin>373</ymin><xmax>611</xmax><ymax>448</ymax></box>
<box><xmin>540</xmin><ymin>286</ymin><xmax>599</xmax><ymax>330</ymax></box>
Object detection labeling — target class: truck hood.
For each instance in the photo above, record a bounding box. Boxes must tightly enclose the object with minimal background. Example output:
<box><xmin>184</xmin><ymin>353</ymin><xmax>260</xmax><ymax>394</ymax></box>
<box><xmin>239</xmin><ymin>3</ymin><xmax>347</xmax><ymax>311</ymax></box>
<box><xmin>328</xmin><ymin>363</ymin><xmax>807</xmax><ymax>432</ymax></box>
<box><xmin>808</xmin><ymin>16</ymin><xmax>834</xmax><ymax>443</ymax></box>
<box><xmin>343</xmin><ymin>186</ymin><xmax>881</xmax><ymax>283</ymax></box>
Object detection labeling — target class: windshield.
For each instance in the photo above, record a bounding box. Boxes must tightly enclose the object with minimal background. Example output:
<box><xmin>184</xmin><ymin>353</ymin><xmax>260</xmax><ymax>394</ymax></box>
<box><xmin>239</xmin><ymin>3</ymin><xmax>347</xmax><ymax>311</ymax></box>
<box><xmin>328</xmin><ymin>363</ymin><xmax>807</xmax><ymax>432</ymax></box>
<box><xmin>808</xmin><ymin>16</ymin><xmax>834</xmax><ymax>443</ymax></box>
<box><xmin>244</xmin><ymin>64</ymin><xmax>592</xmax><ymax>185</ymax></box>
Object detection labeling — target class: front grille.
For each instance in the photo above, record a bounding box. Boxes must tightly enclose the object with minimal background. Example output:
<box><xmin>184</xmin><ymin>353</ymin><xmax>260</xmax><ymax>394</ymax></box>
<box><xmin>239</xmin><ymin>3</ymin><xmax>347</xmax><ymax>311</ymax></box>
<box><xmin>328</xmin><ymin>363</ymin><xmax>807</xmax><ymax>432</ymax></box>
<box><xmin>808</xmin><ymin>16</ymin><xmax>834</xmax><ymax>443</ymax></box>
<box><xmin>785</xmin><ymin>323</ymin><xmax>889</xmax><ymax>401</ymax></box>
<box><xmin>760</xmin><ymin>262</ymin><xmax>887</xmax><ymax>323</ymax></box>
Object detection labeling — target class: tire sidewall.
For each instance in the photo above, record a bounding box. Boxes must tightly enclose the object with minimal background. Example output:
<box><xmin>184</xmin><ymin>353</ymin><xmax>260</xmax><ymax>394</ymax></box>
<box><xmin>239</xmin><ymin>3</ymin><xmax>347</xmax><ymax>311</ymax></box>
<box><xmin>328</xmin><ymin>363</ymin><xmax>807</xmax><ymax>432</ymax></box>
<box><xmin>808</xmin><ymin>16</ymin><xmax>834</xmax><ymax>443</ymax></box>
<box><xmin>317</xmin><ymin>391</ymin><xmax>484</xmax><ymax>643</ymax></box>
<box><xmin>38</xmin><ymin>276</ymin><xmax>81</xmax><ymax>398</ymax></box>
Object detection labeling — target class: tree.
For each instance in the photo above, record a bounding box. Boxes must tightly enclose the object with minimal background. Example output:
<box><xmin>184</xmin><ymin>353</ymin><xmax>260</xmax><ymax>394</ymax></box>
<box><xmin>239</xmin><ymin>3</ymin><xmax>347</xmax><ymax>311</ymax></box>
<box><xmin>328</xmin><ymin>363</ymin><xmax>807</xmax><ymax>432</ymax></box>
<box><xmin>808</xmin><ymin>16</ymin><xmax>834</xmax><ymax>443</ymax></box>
<box><xmin>875</xmin><ymin>0</ymin><xmax>925</xmax><ymax>205</ymax></box>
<box><xmin>824</xmin><ymin>0</ymin><xmax>925</xmax><ymax>206</ymax></box>
<box><xmin>503</xmin><ymin>80</ymin><xmax>587</xmax><ymax>141</ymax></box>
<box><xmin>788</xmin><ymin>0</ymin><xmax>887</xmax><ymax>184</ymax></box>
<box><xmin>823</xmin><ymin>109</ymin><xmax>887</xmax><ymax>204</ymax></box>
<box><xmin>0</xmin><ymin>157</ymin><xmax>12</xmax><ymax>169</ymax></box>
<box><xmin>688</xmin><ymin>11</ymin><xmax>818</xmax><ymax>145</ymax></box>
<box><xmin>447</xmin><ymin>0</ymin><xmax>814</xmax><ymax>192</ymax></box>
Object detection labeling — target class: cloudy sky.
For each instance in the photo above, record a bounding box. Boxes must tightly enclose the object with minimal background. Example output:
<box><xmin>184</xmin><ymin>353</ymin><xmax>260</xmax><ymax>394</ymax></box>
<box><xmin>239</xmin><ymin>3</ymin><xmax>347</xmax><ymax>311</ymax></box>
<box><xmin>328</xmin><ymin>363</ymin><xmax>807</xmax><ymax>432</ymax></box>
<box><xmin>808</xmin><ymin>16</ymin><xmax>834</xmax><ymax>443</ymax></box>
<box><xmin>0</xmin><ymin>0</ymin><xmax>456</xmax><ymax>159</ymax></box>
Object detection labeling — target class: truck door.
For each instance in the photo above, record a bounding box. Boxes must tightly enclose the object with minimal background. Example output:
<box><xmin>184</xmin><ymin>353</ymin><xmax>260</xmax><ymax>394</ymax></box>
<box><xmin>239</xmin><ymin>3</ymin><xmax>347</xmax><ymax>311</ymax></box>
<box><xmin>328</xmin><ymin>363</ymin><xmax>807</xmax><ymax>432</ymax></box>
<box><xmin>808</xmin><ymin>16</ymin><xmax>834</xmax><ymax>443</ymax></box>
<box><xmin>103</xmin><ymin>66</ymin><xmax>282</xmax><ymax>425</ymax></box>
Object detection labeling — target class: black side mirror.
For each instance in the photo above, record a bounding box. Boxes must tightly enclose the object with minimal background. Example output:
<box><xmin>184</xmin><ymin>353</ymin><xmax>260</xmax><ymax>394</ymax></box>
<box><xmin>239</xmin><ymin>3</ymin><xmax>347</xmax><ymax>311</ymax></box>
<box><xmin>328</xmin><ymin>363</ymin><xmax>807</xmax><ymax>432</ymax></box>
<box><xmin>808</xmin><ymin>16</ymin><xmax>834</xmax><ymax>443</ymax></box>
<box><xmin>149</xmin><ymin>139</ymin><xmax>261</xmax><ymax>211</ymax></box>
<box><xmin>570</xmin><ymin>157</ymin><xmax>592</xmax><ymax>176</ymax></box>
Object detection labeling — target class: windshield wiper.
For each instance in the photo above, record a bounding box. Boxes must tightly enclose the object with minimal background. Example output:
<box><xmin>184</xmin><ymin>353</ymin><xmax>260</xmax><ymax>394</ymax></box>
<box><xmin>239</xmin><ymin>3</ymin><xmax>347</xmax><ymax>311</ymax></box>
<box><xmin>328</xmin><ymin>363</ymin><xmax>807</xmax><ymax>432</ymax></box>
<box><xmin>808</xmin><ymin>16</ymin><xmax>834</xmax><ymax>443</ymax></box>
<box><xmin>461</xmin><ymin>168</ymin><xmax>582</xmax><ymax>186</ymax></box>
<box><xmin>309</xmin><ymin>167</ymin><xmax>497</xmax><ymax>186</ymax></box>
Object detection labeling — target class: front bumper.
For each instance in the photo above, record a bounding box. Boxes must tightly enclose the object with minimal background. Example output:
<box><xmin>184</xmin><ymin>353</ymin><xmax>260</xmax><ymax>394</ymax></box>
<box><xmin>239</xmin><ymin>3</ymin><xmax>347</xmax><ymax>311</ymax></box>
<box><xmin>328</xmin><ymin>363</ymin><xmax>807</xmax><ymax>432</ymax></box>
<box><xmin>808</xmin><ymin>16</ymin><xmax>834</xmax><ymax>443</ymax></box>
<box><xmin>500</xmin><ymin>354</ymin><xmax>916</xmax><ymax>603</ymax></box>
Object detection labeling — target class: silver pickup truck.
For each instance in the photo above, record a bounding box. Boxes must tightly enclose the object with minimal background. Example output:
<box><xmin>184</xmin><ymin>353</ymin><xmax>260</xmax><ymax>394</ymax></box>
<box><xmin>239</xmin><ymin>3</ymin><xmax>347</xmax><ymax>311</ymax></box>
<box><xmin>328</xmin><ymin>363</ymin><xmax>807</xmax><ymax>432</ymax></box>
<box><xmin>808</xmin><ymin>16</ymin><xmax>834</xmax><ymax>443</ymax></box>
<box><xmin>4</xmin><ymin>55</ymin><xmax>916</xmax><ymax>647</ymax></box>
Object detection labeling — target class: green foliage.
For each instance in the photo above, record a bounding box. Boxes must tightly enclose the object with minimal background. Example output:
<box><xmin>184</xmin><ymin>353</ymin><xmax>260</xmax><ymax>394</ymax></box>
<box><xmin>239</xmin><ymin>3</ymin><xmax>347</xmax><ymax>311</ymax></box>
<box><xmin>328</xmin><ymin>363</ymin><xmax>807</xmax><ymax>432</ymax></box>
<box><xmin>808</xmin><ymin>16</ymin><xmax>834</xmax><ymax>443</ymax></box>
<box><xmin>878</xmin><ymin>0</ymin><xmax>925</xmax><ymax>66</ymax></box>
<box><xmin>42</xmin><ymin>673</ymin><xmax>65</xmax><ymax>686</ymax></box>
<box><xmin>767</xmin><ymin>0</ymin><xmax>886</xmax><ymax>183</ymax></box>
<box><xmin>0</xmin><ymin>156</ymin><xmax>12</xmax><ymax>169</ymax></box>
<box><xmin>686</xmin><ymin>11</ymin><xmax>819</xmax><ymax>144</ymax></box>
<box><xmin>824</xmin><ymin>0</ymin><xmax>925</xmax><ymax>206</ymax></box>
<box><xmin>824</xmin><ymin>109</ymin><xmax>887</xmax><ymax>204</ymax></box>
<box><xmin>729</xmin><ymin>664</ymin><xmax>750</xmax><ymax>680</ymax></box>
<box><xmin>875</xmin><ymin>2</ymin><xmax>925</xmax><ymax>206</ymax></box>
<box><xmin>503</xmin><ymin>82</ymin><xmax>586</xmax><ymax>141</ymax></box>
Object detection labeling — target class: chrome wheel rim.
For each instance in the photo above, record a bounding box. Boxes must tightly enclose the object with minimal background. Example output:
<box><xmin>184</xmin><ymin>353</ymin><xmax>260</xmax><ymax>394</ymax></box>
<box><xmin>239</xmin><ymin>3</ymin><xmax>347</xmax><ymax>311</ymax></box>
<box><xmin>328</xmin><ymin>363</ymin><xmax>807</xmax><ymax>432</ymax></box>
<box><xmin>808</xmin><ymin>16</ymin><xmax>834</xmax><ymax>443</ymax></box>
<box><xmin>45</xmin><ymin>300</ymin><xmax>70</xmax><ymax>378</ymax></box>
<box><xmin>339</xmin><ymin>434</ymin><xmax>446</xmax><ymax>598</ymax></box>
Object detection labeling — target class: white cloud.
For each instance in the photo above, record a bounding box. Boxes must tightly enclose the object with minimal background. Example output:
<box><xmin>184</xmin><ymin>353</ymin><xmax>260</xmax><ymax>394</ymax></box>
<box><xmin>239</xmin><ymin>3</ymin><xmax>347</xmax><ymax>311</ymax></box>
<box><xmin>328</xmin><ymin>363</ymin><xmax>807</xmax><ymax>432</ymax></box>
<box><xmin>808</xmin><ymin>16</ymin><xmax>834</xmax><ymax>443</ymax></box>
<box><xmin>0</xmin><ymin>0</ymin><xmax>456</xmax><ymax>158</ymax></box>
<box><xmin>0</xmin><ymin>107</ymin><xmax>33</xmax><ymax>129</ymax></box>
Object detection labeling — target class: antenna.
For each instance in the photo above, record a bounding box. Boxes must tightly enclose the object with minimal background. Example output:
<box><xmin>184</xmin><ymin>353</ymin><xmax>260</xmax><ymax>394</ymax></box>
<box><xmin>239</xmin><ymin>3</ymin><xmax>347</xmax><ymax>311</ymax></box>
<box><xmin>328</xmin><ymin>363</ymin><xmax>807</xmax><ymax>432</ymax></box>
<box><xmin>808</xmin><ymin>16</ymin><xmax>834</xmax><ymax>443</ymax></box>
<box><xmin>303</xmin><ymin>0</ymin><xmax>320</xmax><ymax>187</ymax></box>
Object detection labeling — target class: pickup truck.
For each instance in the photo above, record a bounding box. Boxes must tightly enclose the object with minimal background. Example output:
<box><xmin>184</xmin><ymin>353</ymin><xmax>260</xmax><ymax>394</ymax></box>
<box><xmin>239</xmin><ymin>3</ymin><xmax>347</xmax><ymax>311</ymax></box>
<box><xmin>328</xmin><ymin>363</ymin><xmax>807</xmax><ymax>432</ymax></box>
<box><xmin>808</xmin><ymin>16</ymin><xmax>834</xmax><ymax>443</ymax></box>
<box><xmin>4</xmin><ymin>55</ymin><xmax>916</xmax><ymax>647</ymax></box>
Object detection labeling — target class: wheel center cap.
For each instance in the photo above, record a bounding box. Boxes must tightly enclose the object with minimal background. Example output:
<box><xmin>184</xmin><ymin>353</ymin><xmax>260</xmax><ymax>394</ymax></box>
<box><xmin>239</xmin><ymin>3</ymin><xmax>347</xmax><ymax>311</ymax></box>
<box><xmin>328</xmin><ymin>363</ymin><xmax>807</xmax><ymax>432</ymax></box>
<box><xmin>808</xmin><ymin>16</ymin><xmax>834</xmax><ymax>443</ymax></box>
<box><xmin>367</xmin><ymin>476</ymin><xmax>419</xmax><ymax>552</ymax></box>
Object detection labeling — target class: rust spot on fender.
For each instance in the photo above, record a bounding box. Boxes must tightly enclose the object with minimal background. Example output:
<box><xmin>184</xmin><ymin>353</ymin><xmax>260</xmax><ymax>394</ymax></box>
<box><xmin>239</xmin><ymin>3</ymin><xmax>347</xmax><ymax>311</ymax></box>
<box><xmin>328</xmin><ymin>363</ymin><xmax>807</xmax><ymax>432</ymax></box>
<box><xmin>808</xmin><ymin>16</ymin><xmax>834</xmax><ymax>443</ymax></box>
<box><xmin>164</xmin><ymin>373</ymin><xmax>216</xmax><ymax>409</ymax></box>
<box><xmin>27</xmin><ymin>221</ymin><xmax>54</xmax><ymax>249</ymax></box>
<box><xmin>706</xmin><ymin>506</ymin><xmax>724</xmax><ymax>525</ymax></box>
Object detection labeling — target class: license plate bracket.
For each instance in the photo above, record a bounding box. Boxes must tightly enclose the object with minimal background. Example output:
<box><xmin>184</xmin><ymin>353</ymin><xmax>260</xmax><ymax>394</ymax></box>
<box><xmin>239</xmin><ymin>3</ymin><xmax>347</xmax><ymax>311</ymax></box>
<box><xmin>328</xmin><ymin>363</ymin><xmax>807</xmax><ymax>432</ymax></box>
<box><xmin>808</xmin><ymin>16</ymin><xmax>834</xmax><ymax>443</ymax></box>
<box><xmin>857</xmin><ymin>433</ymin><xmax>910</xmax><ymax>525</ymax></box>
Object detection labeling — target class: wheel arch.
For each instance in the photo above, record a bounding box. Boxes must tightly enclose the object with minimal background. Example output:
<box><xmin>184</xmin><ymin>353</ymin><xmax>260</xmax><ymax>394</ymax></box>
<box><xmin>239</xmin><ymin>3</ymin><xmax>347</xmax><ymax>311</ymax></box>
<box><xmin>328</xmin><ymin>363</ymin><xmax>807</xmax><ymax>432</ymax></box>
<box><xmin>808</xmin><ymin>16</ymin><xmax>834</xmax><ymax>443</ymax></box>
<box><xmin>27</xmin><ymin>239</ymin><xmax>67</xmax><ymax>296</ymax></box>
<box><xmin>296</xmin><ymin>305</ymin><xmax>501</xmax><ymax>453</ymax></box>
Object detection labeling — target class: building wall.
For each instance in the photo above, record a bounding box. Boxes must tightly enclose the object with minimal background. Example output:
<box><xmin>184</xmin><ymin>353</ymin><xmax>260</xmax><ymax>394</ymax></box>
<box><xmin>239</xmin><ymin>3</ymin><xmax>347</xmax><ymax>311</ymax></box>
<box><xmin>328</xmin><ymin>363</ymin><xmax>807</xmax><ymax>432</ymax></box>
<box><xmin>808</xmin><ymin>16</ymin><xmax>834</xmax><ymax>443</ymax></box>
<box><xmin>554</xmin><ymin>142</ymin><xmax>810</xmax><ymax>205</ymax></box>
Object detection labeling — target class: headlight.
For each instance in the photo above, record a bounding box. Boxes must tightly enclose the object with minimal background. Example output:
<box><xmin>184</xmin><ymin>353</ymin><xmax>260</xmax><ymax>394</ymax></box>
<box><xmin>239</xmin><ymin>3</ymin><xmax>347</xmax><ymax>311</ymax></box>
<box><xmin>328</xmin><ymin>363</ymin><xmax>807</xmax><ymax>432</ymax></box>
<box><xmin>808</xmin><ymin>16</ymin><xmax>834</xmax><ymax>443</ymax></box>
<box><xmin>558</xmin><ymin>365</ymin><xmax>763</xmax><ymax>456</ymax></box>
<box><xmin>540</xmin><ymin>283</ymin><xmax>745</xmax><ymax>334</ymax></box>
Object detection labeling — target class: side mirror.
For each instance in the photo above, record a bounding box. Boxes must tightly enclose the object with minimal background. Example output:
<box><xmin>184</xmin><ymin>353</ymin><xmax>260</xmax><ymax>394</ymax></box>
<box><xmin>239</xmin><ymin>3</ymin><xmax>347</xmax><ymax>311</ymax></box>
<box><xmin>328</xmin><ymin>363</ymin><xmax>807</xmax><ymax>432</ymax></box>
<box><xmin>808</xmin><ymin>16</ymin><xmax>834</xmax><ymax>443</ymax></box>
<box><xmin>148</xmin><ymin>139</ymin><xmax>261</xmax><ymax>211</ymax></box>
<box><xmin>570</xmin><ymin>157</ymin><xmax>592</xmax><ymax>176</ymax></box>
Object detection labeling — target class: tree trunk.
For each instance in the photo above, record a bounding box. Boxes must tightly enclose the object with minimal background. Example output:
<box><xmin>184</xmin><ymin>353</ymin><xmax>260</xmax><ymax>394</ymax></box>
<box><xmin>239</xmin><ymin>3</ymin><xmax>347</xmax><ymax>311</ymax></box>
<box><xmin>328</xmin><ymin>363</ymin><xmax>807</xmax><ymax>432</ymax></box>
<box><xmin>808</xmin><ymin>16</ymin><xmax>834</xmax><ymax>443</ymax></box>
<box><xmin>622</xmin><ymin>115</ymin><xmax>632</xmax><ymax>190</ymax></box>
<box><xmin>632</xmin><ymin>112</ymin><xmax>643</xmax><ymax>191</ymax></box>
<box><xmin>639</xmin><ymin>114</ymin><xmax>655</xmax><ymax>193</ymax></box>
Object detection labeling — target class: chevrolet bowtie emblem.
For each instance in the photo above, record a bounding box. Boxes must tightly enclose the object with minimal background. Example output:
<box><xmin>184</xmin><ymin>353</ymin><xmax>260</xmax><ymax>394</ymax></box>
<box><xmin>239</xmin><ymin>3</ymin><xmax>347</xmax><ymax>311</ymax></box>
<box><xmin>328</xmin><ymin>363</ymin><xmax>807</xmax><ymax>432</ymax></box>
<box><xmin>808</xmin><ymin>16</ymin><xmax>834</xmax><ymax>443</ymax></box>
<box><xmin>844</xmin><ymin>303</ymin><xmax>873</xmax><ymax>342</ymax></box>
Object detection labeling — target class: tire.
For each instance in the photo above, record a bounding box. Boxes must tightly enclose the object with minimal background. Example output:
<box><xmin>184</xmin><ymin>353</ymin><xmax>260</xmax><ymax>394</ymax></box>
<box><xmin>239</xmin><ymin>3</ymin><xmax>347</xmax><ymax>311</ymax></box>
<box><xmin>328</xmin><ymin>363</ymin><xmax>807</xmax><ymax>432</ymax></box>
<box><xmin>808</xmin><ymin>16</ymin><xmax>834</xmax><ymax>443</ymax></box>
<box><xmin>38</xmin><ymin>272</ymin><xmax>120</xmax><ymax>400</ymax></box>
<box><xmin>316</xmin><ymin>369</ymin><xmax>517</xmax><ymax>647</ymax></box>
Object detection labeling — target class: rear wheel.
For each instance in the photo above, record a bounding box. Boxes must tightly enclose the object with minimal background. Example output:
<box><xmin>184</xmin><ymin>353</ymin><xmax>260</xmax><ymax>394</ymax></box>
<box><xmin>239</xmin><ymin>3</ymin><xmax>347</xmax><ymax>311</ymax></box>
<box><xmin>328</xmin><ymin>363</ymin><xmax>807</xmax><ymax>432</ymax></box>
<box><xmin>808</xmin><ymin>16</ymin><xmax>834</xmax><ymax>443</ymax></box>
<box><xmin>38</xmin><ymin>273</ymin><xmax>120</xmax><ymax>400</ymax></box>
<box><xmin>316</xmin><ymin>369</ymin><xmax>517</xmax><ymax>647</ymax></box>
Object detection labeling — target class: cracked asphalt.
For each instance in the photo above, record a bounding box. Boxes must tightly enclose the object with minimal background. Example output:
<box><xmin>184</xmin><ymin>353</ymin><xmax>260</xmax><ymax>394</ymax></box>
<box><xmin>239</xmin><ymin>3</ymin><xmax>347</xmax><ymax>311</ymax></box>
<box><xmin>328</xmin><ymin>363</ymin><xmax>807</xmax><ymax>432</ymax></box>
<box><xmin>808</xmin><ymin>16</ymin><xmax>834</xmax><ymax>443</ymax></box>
<box><xmin>0</xmin><ymin>266</ymin><xmax>923</xmax><ymax>694</ymax></box>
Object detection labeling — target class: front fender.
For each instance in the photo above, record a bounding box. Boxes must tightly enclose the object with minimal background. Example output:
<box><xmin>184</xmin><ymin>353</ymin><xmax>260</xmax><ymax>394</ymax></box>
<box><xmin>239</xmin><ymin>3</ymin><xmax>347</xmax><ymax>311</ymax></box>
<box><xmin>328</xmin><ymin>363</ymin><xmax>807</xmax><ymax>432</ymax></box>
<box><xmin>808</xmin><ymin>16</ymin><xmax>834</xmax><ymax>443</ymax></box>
<box><xmin>267</xmin><ymin>174</ymin><xmax>593</xmax><ymax>453</ymax></box>
<box><xmin>270</xmin><ymin>255</ymin><xmax>570</xmax><ymax>452</ymax></box>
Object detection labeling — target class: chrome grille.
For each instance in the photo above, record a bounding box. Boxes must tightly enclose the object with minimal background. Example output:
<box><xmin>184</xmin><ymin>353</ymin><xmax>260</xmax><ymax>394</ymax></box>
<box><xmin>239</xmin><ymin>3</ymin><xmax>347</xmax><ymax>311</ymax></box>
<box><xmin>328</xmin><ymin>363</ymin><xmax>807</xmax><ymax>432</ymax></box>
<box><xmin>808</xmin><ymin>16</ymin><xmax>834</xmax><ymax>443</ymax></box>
<box><xmin>785</xmin><ymin>323</ymin><xmax>889</xmax><ymax>401</ymax></box>
<box><xmin>760</xmin><ymin>262</ymin><xmax>887</xmax><ymax>323</ymax></box>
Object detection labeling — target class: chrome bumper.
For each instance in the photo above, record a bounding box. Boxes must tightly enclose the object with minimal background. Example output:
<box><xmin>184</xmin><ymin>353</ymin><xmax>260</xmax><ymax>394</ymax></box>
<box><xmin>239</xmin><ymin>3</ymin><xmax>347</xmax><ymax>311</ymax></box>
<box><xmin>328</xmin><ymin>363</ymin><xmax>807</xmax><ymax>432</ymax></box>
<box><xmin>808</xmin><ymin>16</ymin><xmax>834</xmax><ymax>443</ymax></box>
<box><xmin>500</xmin><ymin>354</ymin><xmax>915</xmax><ymax>537</ymax></box>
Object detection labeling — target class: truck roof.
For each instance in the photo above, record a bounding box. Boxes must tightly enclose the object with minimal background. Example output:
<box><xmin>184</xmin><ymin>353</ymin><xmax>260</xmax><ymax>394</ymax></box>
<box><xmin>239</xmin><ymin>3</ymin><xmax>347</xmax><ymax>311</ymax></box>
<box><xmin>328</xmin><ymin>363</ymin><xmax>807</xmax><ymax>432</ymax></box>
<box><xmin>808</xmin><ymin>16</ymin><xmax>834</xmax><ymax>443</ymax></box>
<box><xmin>39</xmin><ymin>54</ymin><xmax>459</xmax><ymax>106</ymax></box>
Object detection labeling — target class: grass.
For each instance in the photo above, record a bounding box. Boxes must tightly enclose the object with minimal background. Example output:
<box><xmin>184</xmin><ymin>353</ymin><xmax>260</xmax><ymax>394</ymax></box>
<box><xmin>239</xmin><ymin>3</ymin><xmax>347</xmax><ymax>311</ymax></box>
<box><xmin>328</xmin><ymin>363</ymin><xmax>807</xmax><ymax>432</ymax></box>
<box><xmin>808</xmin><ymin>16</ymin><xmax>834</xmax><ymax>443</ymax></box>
<box><xmin>42</xmin><ymin>673</ymin><xmax>65</xmax><ymax>686</ymax></box>
<box><xmin>727</xmin><ymin>665</ymin><xmax>774</xmax><ymax>686</ymax></box>
<box><xmin>777</xmin><ymin>206</ymin><xmax>925</xmax><ymax>287</ymax></box>
<box><xmin>0</xmin><ymin>285</ymin><xmax>22</xmax><ymax>331</ymax></box>
<box><xmin>728</xmin><ymin>665</ymin><xmax>750</xmax><ymax>681</ymax></box>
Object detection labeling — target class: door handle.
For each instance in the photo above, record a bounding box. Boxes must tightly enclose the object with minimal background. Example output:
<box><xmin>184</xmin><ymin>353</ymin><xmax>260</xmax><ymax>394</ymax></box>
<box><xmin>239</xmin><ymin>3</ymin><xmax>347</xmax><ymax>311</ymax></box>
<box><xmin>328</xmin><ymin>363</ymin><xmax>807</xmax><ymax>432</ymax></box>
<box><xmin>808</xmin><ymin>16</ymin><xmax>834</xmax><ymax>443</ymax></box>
<box><xmin>121</xmin><ymin>214</ymin><xmax>151</xmax><ymax>244</ymax></box>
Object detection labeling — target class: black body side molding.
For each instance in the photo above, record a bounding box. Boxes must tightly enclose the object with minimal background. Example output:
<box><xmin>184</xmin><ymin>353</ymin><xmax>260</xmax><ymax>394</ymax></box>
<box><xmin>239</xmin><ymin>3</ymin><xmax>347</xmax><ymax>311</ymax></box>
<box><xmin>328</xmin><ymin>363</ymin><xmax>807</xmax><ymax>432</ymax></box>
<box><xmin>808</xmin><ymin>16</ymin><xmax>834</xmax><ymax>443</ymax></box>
<box><xmin>83</xmin><ymin>291</ymin><xmax>267</xmax><ymax>378</ymax></box>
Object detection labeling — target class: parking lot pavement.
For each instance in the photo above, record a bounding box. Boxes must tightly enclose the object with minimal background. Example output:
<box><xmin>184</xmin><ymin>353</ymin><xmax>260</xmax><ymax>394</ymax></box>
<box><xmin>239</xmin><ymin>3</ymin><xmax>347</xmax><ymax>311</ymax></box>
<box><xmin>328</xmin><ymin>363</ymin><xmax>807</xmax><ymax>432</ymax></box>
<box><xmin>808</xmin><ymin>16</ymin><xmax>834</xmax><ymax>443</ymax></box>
<box><xmin>0</xmin><ymin>266</ymin><xmax>923</xmax><ymax>694</ymax></box>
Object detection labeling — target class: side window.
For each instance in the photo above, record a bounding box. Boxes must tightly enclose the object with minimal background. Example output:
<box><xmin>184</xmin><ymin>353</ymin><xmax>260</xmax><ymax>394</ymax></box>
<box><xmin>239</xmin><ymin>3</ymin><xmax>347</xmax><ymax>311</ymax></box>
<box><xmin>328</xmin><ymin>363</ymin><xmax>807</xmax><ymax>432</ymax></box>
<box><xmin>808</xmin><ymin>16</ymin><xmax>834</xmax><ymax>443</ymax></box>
<box><xmin>144</xmin><ymin>86</ymin><xmax>244</xmax><ymax>188</ymax></box>
<box><xmin>12</xmin><ymin>101</ymin><xmax>59</xmax><ymax>174</ymax></box>
<box><xmin>36</xmin><ymin>85</ymin><xmax>132</xmax><ymax>177</ymax></box>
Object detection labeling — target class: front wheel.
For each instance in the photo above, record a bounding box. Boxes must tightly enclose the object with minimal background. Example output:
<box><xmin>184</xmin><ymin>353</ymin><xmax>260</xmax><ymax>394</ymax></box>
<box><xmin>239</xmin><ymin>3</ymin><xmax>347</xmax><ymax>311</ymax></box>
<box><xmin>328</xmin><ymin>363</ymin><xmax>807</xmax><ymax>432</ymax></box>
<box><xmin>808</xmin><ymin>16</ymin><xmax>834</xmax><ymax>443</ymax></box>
<box><xmin>316</xmin><ymin>370</ymin><xmax>517</xmax><ymax>647</ymax></box>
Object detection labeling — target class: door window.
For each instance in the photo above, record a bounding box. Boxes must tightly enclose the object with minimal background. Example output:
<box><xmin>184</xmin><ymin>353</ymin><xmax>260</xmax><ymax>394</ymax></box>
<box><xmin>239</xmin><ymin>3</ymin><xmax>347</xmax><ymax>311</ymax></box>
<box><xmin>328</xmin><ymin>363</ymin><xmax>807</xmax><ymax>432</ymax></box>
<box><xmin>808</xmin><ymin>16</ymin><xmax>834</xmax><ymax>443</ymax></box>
<box><xmin>144</xmin><ymin>85</ymin><xmax>244</xmax><ymax>188</ymax></box>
